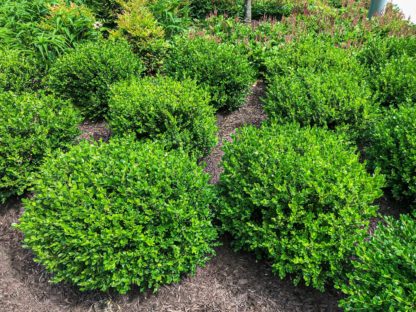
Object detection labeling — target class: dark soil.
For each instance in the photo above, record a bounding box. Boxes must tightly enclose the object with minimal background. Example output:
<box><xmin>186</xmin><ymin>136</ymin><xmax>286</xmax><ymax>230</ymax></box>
<box><xmin>0</xmin><ymin>81</ymin><xmax>344</xmax><ymax>312</ymax></box>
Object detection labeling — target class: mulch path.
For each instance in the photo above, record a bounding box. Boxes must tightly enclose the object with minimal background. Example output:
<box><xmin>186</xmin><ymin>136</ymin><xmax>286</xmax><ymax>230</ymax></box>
<box><xmin>0</xmin><ymin>82</ymin><xmax>343</xmax><ymax>312</ymax></box>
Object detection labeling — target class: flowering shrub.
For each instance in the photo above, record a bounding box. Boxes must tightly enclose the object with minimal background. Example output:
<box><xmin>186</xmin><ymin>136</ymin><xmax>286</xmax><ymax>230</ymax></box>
<box><xmin>17</xmin><ymin>137</ymin><xmax>218</xmax><ymax>294</ymax></box>
<box><xmin>108</xmin><ymin>76</ymin><xmax>218</xmax><ymax>158</ymax></box>
<box><xmin>218</xmin><ymin>122</ymin><xmax>384</xmax><ymax>290</ymax></box>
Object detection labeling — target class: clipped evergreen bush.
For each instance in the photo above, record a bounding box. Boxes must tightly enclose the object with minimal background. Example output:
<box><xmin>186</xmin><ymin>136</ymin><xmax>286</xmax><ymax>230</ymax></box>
<box><xmin>17</xmin><ymin>137</ymin><xmax>218</xmax><ymax>294</ymax></box>
<box><xmin>264</xmin><ymin>67</ymin><xmax>376</xmax><ymax>138</ymax></box>
<box><xmin>0</xmin><ymin>49</ymin><xmax>38</xmax><ymax>92</ymax></box>
<box><xmin>373</xmin><ymin>54</ymin><xmax>416</xmax><ymax>107</ymax></box>
<box><xmin>108</xmin><ymin>76</ymin><xmax>218</xmax><ymax>158</ymax></box>
<box><xmin>264</xmin><ymin>37</ymin><xmax>358</xmax><ymax>79</ymax></box>
<box><xmin>218</xmin><ymin>123</ymin><xmax>384</xmax><ymax>290</ymax></box>
<box><xmin>367</xmin><ymin>103</ymin><xmax>416</xmax><ymax>201</ymax></box>
<box><xmin>165</xmin><ymin>35</ymin><xmax>255</xmax><ymax>111</ymax></box>
<box><xmin>340</xmin><ymin>214</ymin><xmax>416</xmax><ymax>311</ymax></box>
<box><xmin>0</xmin><ymin>92</ymin><xmax>81</xmax><ymax>203</ymax></box>
<box><xmin>47</xmin><ymin>39</ymin><xmax>144</xmax><ymax>119</ymax></box>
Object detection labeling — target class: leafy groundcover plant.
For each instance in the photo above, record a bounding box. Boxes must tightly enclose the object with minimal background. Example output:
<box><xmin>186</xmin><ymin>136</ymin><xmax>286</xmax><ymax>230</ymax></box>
<box><xmin>340</xmin><ymin>214</ymin><xmax>416</xmax><ymax>311</ymax></box>
<box><xmin>0</xmin><ymin>91</ymin><xmax>81</xmax><ymax>203</ymax></box>
<box><xmin>17</xmin><ymin>137</ymin><xmax>218</xmax><ymax>294</ymax></box>
<box><xmin>47</xmin><ymin>39</ymin><xmax>144</xmax><ymax>120</ymax></box>
<box><xmin>218</xmin><ymin>122</ymin><xmax>384</xmax><ymax>290</ymax></box>
<box><xmin>108</xmin><ymin>76</ymin><xmax>218</xmax><ymax>158</ymax></box>
<box><xmin>165</xmin><ymin>35</ymin><xmax>255</xmax><ymax>111</ymax></box>
<box><xmin>367</xmin><ymin>103</ymin><xmax>416</xmax><ymax>202</ymax></box>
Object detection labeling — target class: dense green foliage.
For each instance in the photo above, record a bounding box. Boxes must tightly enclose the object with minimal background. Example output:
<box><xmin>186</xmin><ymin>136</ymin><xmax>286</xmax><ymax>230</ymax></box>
<box><xmin>111</xmin><ymin>0</ymin><xmax>168</xmax><ymax>74</ymax></box>
<box><xmin>219</xmin><ymin>123</ymin><xmax>384</xmax><ymax>290</ymax></box>
<box><xmin>373</xmin><ymin>54</ymin><xmax>416</xmax><ymax>107</ymax></box>
<box><xmin>0</xmin><ymin>92</ymin><xmax>81</xmax><ymax>203</ymax></box>
<box><xmin>264</xmin><ymin>37</ymin><xmax>375</xmax><ymax>138</ymax></box>
<box><xmin>108</xmin><ymin>76</ymin><xmax>217</xmax><ymax>158</ymax></box>
<box><xmin>340</xmin><ymin>214</ymin><xmax>416</xmax><ymax>311</ymax></box>
<box><xmin>47</xmin><ymin>39</ymin><xmax>144</xmax><ymax>119</ymax></box>
<box><xmin>148</xmin><ymin>0</ymin><xmax>191</xmax><ymax>37</ymax></box>
<box><xmin>0</xmin><ymin>49</ymin><xmax>38</xmax><ymax>92</ymax></box>
<box><xmin>367</xmin><ymin>104</ymin><xmax>416</xmax><ymax>201</ymax></box>
<box><xmin>17</xmin><ymin>138</ymin><xmax>218</xmax><ymax>294</ymax></box>
<box><xmin>189</xmin><ymin>0</ymin><xmax>243</xmax><ymax>19</ymax></box>
<box><xmin>0</xmin><ymin>0</ymin><xmax>100</xmax><ymax>65</ymax></box>
<box><xmin>165</xmin><ymin>35</ymin><xmax>255</xmax><ymax>111</ymax></box>
<box><xmin>81</xmin><ymin>0</ymin><xmax>121</xmax><ymax>25</ymax></box>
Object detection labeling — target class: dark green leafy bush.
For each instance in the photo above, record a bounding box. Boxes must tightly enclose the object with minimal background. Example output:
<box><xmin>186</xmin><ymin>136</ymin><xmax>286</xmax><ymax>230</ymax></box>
<box><xmin>108</xmin><ymin>76</ymin><xmax>217</xmax><ymax>158</ymax></box>
<box><xmin>367</xmin><ymin>104</ymin><xmax>416</xmax><ymax>201</ymax></box>
<box><xmin>189</xmin><ymin>0</ymin><xmax>243</xmax><ymax>19</ymax></box>
<box><xmin>340</xmin><ymin>214</ymin><xmax>416</xmax><ymax>311</ymax></box>
<box><xmin>264</xmin><ymin>37</ymin><xmax>359</xmax><ymax>79</ymax></box>
<box><xmin>81</xmin><ymin>0</ymin><xmax>122</xmax><ymax>25</ymax></box>
<box><xmin>165</xmin><ymin>35</ymin><xmax>255</xmax><ymax>111</ymax></box>
<box><xmin>218</xmin><ymin>123</ymin><xmax>384</xmax><ymax>290</ymax></box>
<box><xmin>17</xmin><ymin>137</ymin><xmax>218</xmax><ymax>294</ymax></box>
<box><xmin>0</xmin><ymin>92</ymin><xmax>81</xmax><ymax>203</ymax></box>
<box><xmin>47</xmin><ymin>39</ymin><xmax>144</xmax><ymax>119</ymax></box>
<box><xmin>264</xmin><ymin>67</ymin><xmax>376</xmax><ymax>138</ymax></box>
<box><xmin>0</xmin><ymin>49</ymin><xmax>38</xmax><ymax>92</ymax></box>
<box><xmin>373</xmin><ymin>54</ymin><xmax>416</xmax><ymax>107</ymax></box>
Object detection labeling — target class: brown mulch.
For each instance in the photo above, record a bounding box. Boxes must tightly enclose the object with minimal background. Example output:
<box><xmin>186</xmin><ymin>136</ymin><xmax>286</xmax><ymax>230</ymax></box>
<box><xmin>77</xmin><ymin>121</ymin><xmax>111</xmax><ymax>142</ymax></box>
<box><xmin>0</xmin><ymin>82</ymin><xmax>343</xmax><ymax>312</ymax></box>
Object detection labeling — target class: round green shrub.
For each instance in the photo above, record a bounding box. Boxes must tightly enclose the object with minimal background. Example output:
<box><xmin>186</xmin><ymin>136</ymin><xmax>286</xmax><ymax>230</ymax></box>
<box><xmin>108</xmin><ymin>76</ymin><xmax>218</xmax><ymax>158</ymax></box>
<box><xmin>264</xmin><ymin>37</ymin><xmax>358</xmax><ymax>79</ymax></box>
<box><xmin>218</xmin><ymin>122</ymin><xmax>384</xmax><ymax>290</ymax></box>
<box><xmin>165</xmin><ymin>35</ymin><xmax>255</xmax><ymax>111</ymax></box>
<box><xmin>17</xmin><ymin>137</ymin><xmax>218</xmax><ymax>294</ymax></box>
<box><xmin>367</xmin><ymin>104</ymin><xmax>416</xmax><ymax>201</ymax></box>
<box><xmin>189</xmin><ymin>0</ymin><xmax>243</xmax><ymax>19</ymax></box>
<box><xmin>0</xmin><ymin>92</ymin><xmax>81</xmax><ymax>203</ymax></box>
<box><xmin>340</xmin><ymin>214</ymin><xmax>416</xmax><ymax>311</ymax></box>
<box><xmin>0</xmin><ymin>49</ymin><xmax>38</xmax><ymax>92</ymax></box>
<box><xmin>373</xmin><ymin>54</ymin><xmax>416</xmax><ymax>107</ymax></box>
<box><xmin>264</xmin><ymin>67</ymin><xmax>376</xmax><ymax>138</ymax></box>
<box><xmin>47</xmin><ymin>39</ymin><xmax>144</xmax><ymax>120</ymax></box>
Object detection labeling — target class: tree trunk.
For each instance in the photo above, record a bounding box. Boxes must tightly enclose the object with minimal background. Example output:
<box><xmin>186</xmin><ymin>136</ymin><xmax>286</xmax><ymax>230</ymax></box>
<box><xmin>244</xmin><ymin>0</ymin><xmax>252</xmax><ymax>24</ymax></box>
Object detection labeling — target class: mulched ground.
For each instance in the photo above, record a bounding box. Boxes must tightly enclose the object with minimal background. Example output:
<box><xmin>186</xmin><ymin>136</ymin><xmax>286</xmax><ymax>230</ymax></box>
<box><xmin>0</xmin><ymin>81</ymin><xmax>344</xmax><ymax>312</ymax></box>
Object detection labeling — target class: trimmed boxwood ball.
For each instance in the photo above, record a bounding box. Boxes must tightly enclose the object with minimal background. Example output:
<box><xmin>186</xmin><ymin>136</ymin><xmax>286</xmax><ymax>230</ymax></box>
<box><xmin>17</xmin><ymin>137</ymin><xmax>218</xmax><ymax>294</ymax></box>
<box><xmin>264</xmin><ymin>36</ymin><xmax>359</xmax><ymax>79</ymax></box>
<box><xmin>0</xmin><ymin>92</ymin><xmax>81</xmax><ymax>203</ymax></box>
<box><xmin>108</xmin><ymin>76</ymin><xmax>218</xmax><ymax>158</ymax></box>
<box><xmin>367</xmin><ymin>104</ymin><xmax>416</xmax><ymax>201</ymax></box>
<box><xmin>0</xmin><ymin>49</ymin><xmax>38</xmax><ymax>92</ymax></box>
<box><xmin>47</xmin><ymin>39</ymin><xmax>144</xmax><ymax>120</ymax></box>
<box><xmin>263</xmin><ymin>67</ymin><xmax>376</xmax><ymax>138</ymax></box>
<box><xmin>165</xmin><ymin>35</ymin><xmax>255</xmax><ymax>111</ymax></box>
<box><xmin>218</xmin><ymin>123</ymin><xmax>384</xmax><ymax>291</ymax></box>
<box><xmin>340</xmin><ymin>214</ymin><xmax>416</xmax><ymax>311</ymax></box>
<box><xmin>374</xmin><ymin>54</ymin><xmax>416</xmax><ymax>107</ymax></box>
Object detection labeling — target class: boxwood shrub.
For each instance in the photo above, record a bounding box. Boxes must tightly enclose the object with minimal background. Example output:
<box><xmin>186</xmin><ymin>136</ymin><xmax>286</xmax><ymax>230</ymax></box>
<box><xmin>264</xmin><ymin>67</ymin><xmax>376</xmax><ymax>139</ymax></box>
<box><xmin>17</xmin><ymin>137</ymin><xmax>218</xmax><ymax>294</ymax></box>
<box><xmin>340</xmin><ymin>214</ymin><xmax>416</xmax><ymax>311</ymax></box>
<box><xmin>165</xmin><ymin>35</ymin><xmax>255</xmax><ymax>111</ymax></box>
<box><xmin>373</xmin><ymin>54</ymin><xmax>416</xmax><ymax>107</ymax></box>
<box><xmin>367</xmin><ymin>104</ymin><xmax>416</xmax><ymax>201</ymax></box>
<box><xmin>0</xmin><ymin>92</ymin><xmax>81</xmax><ymax>203</ymax></box>
<box><xmin>218</xmin><ymin>123</ymin><xmax>384</xmax><ymax>290</ymax></box>
<box><xmin>108</xmin><ymin>76</ymin><xmax>218</xmax><ymax>158</ymax></box>
<box><xmin>264</xmin><ymin>37</ymin><xmax>358</xmax><ymax>79</ymax></box>
<box><xmin>0</xmin><ymin>49</ymin><xmax>38</xmax><ymax>92</ymax></box>
<box><xmin>47</xmin><ymin>39</ymin><xmax>144</xmax><ymax>120</ymax></box>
